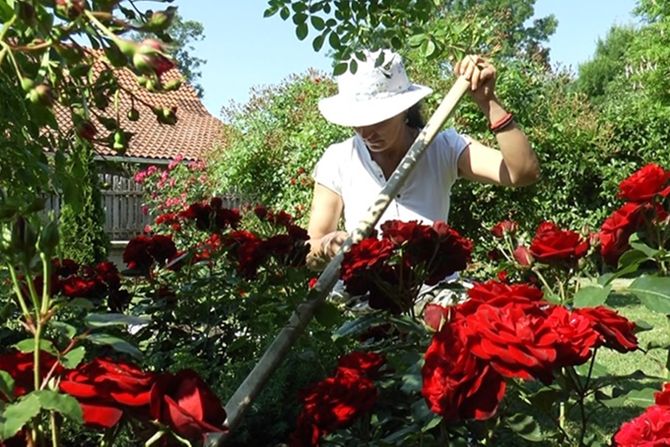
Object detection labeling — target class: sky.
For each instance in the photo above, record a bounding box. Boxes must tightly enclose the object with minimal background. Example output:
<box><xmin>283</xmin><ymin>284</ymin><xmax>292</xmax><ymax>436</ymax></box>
<box><xmin>172</xmin><ymin>1</ymin><xmax>638</xmax><ymax>117</ymax></box>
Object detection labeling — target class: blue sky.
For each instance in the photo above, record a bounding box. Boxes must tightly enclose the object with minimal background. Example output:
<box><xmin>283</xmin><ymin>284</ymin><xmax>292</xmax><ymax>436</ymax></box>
<box><xmin>173</xmin><ymin>1</ymin><xmax>638</xmax><ymax>117</ymax></box>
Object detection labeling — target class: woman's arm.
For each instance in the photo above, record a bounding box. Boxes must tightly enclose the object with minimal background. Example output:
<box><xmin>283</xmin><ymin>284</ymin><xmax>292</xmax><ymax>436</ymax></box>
<box><xmin>306</xmin><ymin>183</ymin><xmax>347</xmax><ymax>270</ymax></box>
<box><xmin>454</xmin><ymin>55</ymin><xmax>541</xmax><ymax>187</ymax></box>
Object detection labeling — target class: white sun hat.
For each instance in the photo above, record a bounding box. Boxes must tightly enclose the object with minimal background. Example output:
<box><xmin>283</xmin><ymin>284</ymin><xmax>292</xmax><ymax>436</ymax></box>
<box><xmin>318</xmin><ymin>50</ymin><xmax>433</xmax><ymax>127</ymax></box>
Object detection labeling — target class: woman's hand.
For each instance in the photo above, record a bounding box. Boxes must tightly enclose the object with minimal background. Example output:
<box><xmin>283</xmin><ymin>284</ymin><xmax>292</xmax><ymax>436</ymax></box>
<box><xmin>319</xmin><ymin>230</ymin><xmax>348</xmax><ymax>258</ymax></box>
<box><xmin>453</xmin><ymin>54</ymin><xmax>497</xmax><ymax>105</ymax></box>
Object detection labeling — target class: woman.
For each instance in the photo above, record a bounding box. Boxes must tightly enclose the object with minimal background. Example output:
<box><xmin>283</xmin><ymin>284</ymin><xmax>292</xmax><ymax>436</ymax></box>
<box><xmin>307</xmin><ymin>50</ymin><xmax>540</xmax><ymax>268</ymax></box>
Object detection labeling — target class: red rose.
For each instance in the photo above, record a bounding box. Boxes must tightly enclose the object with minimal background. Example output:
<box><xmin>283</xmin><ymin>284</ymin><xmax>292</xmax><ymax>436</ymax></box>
<box><xmin>422</xmin><ymin>323</ymin><xmax>506</xmax><ymax>422</ymax></box>
<box><xmin>134</xmin><ymin>39</ymin><xmax>175</xmax><ymax>77</ymax></box>
<box><xmin>123</xmin><ymin>234</ymin><xmax>177</xmax><ymax>272</ymax></box>
<box><xmin>426</xmin><ymin>221</ymin><xmax>473</xmax><ymax>285</ymax></box>
<box><xmin>490</xmin><ymin>220</ymin><xmax>519</xmax><ymax>238</ymax></box>
<box><xmin>600</xmin><ymin>202</ymin><xmax>644</xmax><ymax>266</ymax></box>
<box><xmin>301</xmin><ymin>367</ymin><xmax>376</xmax><ymax>431</ymax></box>
<box><xmin>150</xmin><ymin>370</ymin><xmax>227</xmax><ymax>442</ymax></box>
<box><xmin>0</xmin><ymin>350</ymin><xmax>62</xmax><ymax>399</ymax></box>
<box><xmin>337</xmin><ymin>352</ymin><xmax>385</xmax><ymax>379</ymax></box>
<box><xmin>458</xmin><ymin>280</ymin><xmax>544</xmax><ymax>317</ymax></box>
<box><xmin>513</xmin><ymin>245</ymin><xmax>533</xmax><ymax>266</ymax></box>
<box><xmin>544</xmin><ymin>306</ymin><xmax>600</xmax><ymax>367</ymax></box>
<box><xmin>618</xmin><ymin>163</ymin><xmax>670</xmax><ymax>203</ymax></box>
<box><xmin>340</xmin><ymin>238</ymin><xmax>394</xmax><ymax>284</ymax></box>
<box><xmin>656</xmin><ymin>383</ymin><xmax>670</xmax><ymax>407</ymax></box>
<box><xmin>529</xmin><ymin>221</ymin><xmax>589</xmax><ymax>265</ymax></box>
<box><xmin>59</xmin><ymin>358</ymin><xmax>155</xmax><ymax>428</ymax></box>
<box><xmin>613</xmin><ymin>404</ymin><xmax>670</xmax><ymax>446</ymax></box>
<box><xmin>215</xmin><ymin>207</ymin><xmax>241</xmax><ymax>230</ymax></box>
<box><xmin>460</xmin><ymin>303</ymin><xmax>558</xmax><ymax>383</ymax></box>
<box><xmin>223</xmin><ymin>230</ymin><xmax>266</xmax><ymax>278</ymax></box>
<box><xmin>573</xmin><ymin>306</ymin><xmax>638</xmax><ymax>353</ymax></box>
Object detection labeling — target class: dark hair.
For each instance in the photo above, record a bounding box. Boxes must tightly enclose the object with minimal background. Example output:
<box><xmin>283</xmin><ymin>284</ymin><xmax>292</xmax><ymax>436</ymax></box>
<box><xmin>406</xmin><ymin>102</ymin><xmax>425</xmax><ymax>129</ymax></box>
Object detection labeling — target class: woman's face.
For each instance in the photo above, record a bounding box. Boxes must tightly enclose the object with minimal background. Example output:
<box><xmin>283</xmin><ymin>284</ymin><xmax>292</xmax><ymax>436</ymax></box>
<box><xmin>354</xmin><ymin>112</ymin><xmax>406</xmax><ymax>153</ymax></box>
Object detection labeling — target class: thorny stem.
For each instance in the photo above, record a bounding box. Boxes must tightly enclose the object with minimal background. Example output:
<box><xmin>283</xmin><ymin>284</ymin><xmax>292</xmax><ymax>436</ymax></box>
<box><xmin>7</xmin><ymin>263</ymin><xmax>33</xmax><ymax>323</ymax></box>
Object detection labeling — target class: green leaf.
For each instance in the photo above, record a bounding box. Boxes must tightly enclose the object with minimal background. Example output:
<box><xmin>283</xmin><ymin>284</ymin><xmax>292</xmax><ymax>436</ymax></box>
<box><xmin>61</xmin><ymin>346</ymin><xmax>86</xmax><ymax>369</ymax></box>
<box><xmin>34</xmin><ymin>390</ymin><xmax>82</xmax><ymax>423</ymax></box>
<box><xmin>312</xmin><ymin>33</ymin><xmax>325</xmax><ymax>52</ymax></box>
<box><xmin>84</xmin><ymin>313</ymin><xmax>150</xmax><ymax>329</ymax></box>
<box><xmin>279</xmin><ymin>6</ymin><xmax>290</xmax><ymax>20</ymax></box>
<box><xmin>51</xmin><ymin>321</ymin><xmax>77</xmax><ymax>339</ymax></box>
<box><xmin>602</xmin><ymin>387</ymin><xmax>656</xmax><ymax>408</ymax></box>
<box><xmin>617</xmin><ymin>249</ymin><xmax>647</xmax><ymax>270</ymax></box>
<box><xmin>13</xmin><ymin>339</ymin><xmax>58</xmax><ymax>356</ymax></box>
<box><xmin>349</xmin><ymin>58</ymin><xmax>358</xmax><ymax>74</ymax></box>
<box><xmin>296</xmin><ymin>23</ymin><xmax>308</xmax><ymax>40</ymax></box>
<box><xmin>332</xmin><ymin>313</ymin><xmax>382</xmax><ymax>340</ymax></box>
<box><xmin>333</xmin><ymin>62</ymin><xmax>348</xmax><ymax>76</ymax></box>
<box><xmin>314</xmin><ymin>301</ymin><xmax>341</xmax><ymax>328</ymax></box>
<box><xmin>630</xmin><ymin>240</ymin><xmax>660</xmax><ymax>258</ymax></box>
<box><xmin>0</xmin><ymin>371</ymin><xmax>14</xmax><ymax>401</ymax></box>
<box><xmin>628</xmin><ymin>275</ymin><xmax>670</xmax><ymax>314</ymax></box>
<box><xmin>310</xmin><ymin>15</ymin><xmax>325</xmax><ymax>30</ymax></box>
<box><xmin>328</xmin><ymin>31</ymin><xmax>341</xmax><ymax>50</ymax></box>
<box><xmin>87</xmin><ymin>333</ymin><xmax>142</xmax><ymax>359</ymax></box>
<box><xmin>575</xmin><ymin>360</ymin><xmax>610</xmax><ymax>378</ymax></box>
<box><xmin>573</xmin><ymin>285</ymin><xmax>611</xmax><ymax>308</ymax></box>
<box><xmin>0</xmin><ymin>393</ymin><xmax>41</xmax><ymax>440</ymax></box>
<box><xmin>408</xmin><ymin>33</ymin><xmax>427</xmax><ymax>47</ymax></box>
<box><xmin>506</xmin><ymin>413</ymin><xmax>543</xmax><ymax>442</ymax></box>
<box><xmin>421</xmin><ymin>39</ymin><xmax>437</xmax><ymax>58</ymax></box>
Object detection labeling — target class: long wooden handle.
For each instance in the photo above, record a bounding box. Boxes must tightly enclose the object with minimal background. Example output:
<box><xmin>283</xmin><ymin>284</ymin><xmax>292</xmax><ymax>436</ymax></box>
<box><xmin>216</xmin><ymin>76</ymin><xmax>471</xmax><ymax>442</ymax></box>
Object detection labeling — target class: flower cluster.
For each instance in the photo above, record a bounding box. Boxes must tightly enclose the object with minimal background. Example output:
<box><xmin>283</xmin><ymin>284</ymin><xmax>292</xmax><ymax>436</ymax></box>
<box><xmin>599</xmin><ymin>163</ymin><xmax>670</xmax><ymax>266</ymax></box>
<box><xmin>613</xmin><ymin>383</ymin><xmax>670</xmax><ymax>446</ymax></box>
<box><xmin>20</xmin><ymin>259</ymin><xmax>129</xmax><ymax>311</ymax></box>
<box><xmin>123</xmin><ymin>234</ymin><xmax>178</xmax><ymax>273</ymax></box>
<box><xmin>0</xmin><ymin>352</ymin><xmax>227</xmax><ymax>444</ymax></box>
<box><xmin>222</xmin><ymin>207</ymin><xmax>310</xmax><ymax>278</ymax></box>
<box><xmin>289</xmin><ymin>352</ymin><xmax>385</xmax><ymax>446</ymax></box>
<box><xmin>422</xmin><ymin>280</ymin><xmax>637</xmax><ymax>422</ymax></box>
<box><xmin>340</xmin><ymin>220</ymin><xmax>473</xmax><ymax>314</ymax></box>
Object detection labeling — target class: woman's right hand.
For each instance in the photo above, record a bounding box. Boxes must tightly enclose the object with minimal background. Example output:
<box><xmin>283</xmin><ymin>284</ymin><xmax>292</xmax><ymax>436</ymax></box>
<box><xmin>319</xmin><ymin>230</ymin><xmax>348</xmax><ymax>258</ymax></box>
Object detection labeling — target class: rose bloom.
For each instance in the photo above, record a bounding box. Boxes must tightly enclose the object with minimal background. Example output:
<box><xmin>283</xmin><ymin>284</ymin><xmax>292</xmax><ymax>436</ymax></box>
<box><xmin>427</xmin><ymin>221</ymin><xmax>473</xmax><ymax>285</ymax></box>
<box><xmin>290</xmin><ymin>367</ymin><xmax>378</xmax><ymax>446</ymax></box>
<box><xmin>513</xmin><ymin>245</ymin><xmax>533</xmax><ymax>266</ymax></box>
<box><xmin>422</xmin><ymin>322</ymin><xmax>506</xmax><ymax>422</ymax></box>
<box><xmin>59</xmin><ymin>358</ymin><xmax>155</xmax><ymax>428</ymax></box>
<box><xmin>573</xmin><ymin>306</ymin><xmax>638</xmax><ymax>353</ymax></box>
<box><xmin>223</xmin><ymin>230</ymin><xmax>266</xmax><ymax>278</ymax></box>
<box><xmin>656</xmin><ymin>383</ymin><xmax>670</xmax><ymax>407</ymax></box>
<box><xmin>337</xmin><ymin>351</ymin><xmax>385</xmax><ymax>379</ymax></box>
<box><xmin>613</xmin><ymin>404</ymin><xmax>670</xmax><ymax>446</ymax></box>
<box><xmin>618</xmin><ymin>163</ymin><xmax>670</xmax><ymax>203</ymax></box>
<box><xmin>460</xmin><ymin>303</ymin><xmax>559</xmax><ymax>384</ymax></box>
<box><xmin>544</xmin><ymin>306</ymin><xmax>600</xmax><ymax>367</ymax></box>
<box><xmin>529</xmin><ymin>221</ymin><xmax>589</xmax><ymax>265</ymax></box>
<box><xmin>150</xmin><ymin>369</ymin><xmax>227</xmax><ymax>442</ymax></box>
<box><xmin>599</xmin><ymin>202</ymin><xmax>644</xmax><ymax>266</ymax></box>
<box><xmin>490</xmin><ymin>220</ymin><xmax>519</xmax><ymax>238</ymax></box>
<box><xmin>457</xmin><ymin>280</ymin><xmax>545</xmax><ymax>318</ymax></box>
<box><xmin>0</xmin><ymin>350</ymin><xmax>62</xmax><ymax>398</ymax></box>
<box><xmin>340</xmin><ymin>238</ymin><xmax>394</xmax><ymax>284</ymax></box>
<box><xmin>123</xmin><ymin>234</ymin><xmax>177</xmax><ymax>271</ymax></box>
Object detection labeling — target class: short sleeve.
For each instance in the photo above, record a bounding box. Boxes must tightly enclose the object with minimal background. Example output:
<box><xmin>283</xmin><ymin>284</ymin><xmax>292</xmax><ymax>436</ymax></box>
<box><xmin>312</xmin><ymin>143</ymin><xmax>344</xmax><ymax>196</ymax></box>
<box><xmin>438</xmin><ymin>128</ymin><xmax>471</xmax><ymax>182</ymax></box>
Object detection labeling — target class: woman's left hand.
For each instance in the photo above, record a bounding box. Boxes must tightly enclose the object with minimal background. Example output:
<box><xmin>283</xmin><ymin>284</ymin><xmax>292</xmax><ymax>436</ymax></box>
<box><xmin>453</xmin><ymin>54</ymin><xmax>497</xmax><ymax>104</ymax></box>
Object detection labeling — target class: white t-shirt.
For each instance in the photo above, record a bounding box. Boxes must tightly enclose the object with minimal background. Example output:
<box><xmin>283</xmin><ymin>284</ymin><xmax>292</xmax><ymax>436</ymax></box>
<box><xmin>313</xmin><ymin>128</ymin><xmax>470</xmax><ymax>233</ymax></box>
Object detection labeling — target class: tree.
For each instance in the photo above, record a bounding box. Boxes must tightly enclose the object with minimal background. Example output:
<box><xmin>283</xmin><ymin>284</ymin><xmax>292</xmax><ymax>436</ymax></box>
<box><xmin>168</xmin><ymin>14</ymin><xmax>206</xmax><ymax>97</ymax></box>
<box><xmin>264</xmin><ymin>0</ymin><xmax>556</xmax><ymax>72</ymax></box>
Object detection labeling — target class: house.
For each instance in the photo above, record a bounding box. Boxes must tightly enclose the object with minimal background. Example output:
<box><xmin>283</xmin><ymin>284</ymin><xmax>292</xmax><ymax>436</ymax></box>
<box><xmin>51</xmin><ymin>57</ymin><xmax>225</xmax><ymax>244</ymax></box>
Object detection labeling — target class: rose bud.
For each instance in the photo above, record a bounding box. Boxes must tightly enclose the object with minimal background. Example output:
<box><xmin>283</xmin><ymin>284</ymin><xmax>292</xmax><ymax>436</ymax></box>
<box><xmin>133</xmin><ymin>39</ymin><xmax>175</xmax><ymax>78</ymax></box>
<box><xmin>55</xmin><ymin>0</ymin><xmax>85</xmax><ymax>20</ymax></box>
<box><xmin>152</xmin><ymin>106</ymin><xmax>177</xmax><ymax>125</ymax></box>
<box><xmin>127</xmin><ymin>108</ymin><xmax>140</xmax><ymax>121</ymax></box>
<box><xmin>27</xmin><ymin>84</ymin><xmax>55</xmax><ymax>107</ymax></box>
<box><xmin>513</xmin><ymin>245</ymin><xmax>533</xmax><ymax>266</ymax></box>
<box><xmin>76</xmin><ymin>120</ymin><xmax>97</xmax><ymax>141</ymax></box>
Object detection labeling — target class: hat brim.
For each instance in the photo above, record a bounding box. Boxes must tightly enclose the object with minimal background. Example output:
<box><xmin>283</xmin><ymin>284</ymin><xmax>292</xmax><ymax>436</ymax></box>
<box><xmin>318</xmin><ymin>84</ymin><xmax>433</xmax><ymax>127</ymax></box>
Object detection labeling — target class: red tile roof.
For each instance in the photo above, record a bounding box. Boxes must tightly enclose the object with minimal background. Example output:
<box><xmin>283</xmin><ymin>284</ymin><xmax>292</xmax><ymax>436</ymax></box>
<box><xmin>54</xmin><ymin>55</ymin><xmax>224</xmax><ymax>161</ymax></box>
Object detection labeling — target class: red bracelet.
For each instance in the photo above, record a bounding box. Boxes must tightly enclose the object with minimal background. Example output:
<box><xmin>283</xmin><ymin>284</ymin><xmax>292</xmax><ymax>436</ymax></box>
<box><xmin>490</xmin><ymin>112</ymin><xmax>514</xmax><ymax>133</ymax></box>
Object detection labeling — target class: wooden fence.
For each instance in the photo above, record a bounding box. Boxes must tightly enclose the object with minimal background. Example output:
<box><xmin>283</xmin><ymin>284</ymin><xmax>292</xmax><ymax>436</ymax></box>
<box><xmin>46</xmin><ymin>172</ymin><xmax>244</xmax><ymax>242</ymax></box>
<box><xmin>45</xmin><ymin>173</ymin><xmax>151</xmax><ymax>241</ymax></box>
